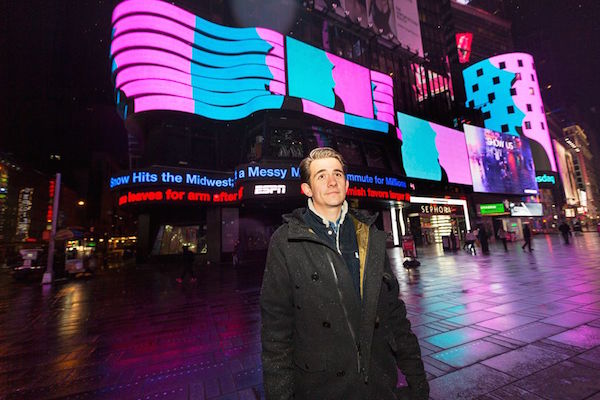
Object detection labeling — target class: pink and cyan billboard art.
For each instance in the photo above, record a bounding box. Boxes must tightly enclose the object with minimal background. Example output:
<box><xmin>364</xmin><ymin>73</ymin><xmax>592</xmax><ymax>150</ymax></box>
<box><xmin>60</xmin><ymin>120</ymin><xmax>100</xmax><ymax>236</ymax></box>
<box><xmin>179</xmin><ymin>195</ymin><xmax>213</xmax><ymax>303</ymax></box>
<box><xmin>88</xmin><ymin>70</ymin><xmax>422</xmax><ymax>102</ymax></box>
<box><xmin>463</xmin><ymin>53</ymin><xmax>557</xmax><ymax>172</ymax></box>
<box><xmin>110</xmin><ymin>0</ymin><xmax>394</xmax><ymax>133</ymax></box>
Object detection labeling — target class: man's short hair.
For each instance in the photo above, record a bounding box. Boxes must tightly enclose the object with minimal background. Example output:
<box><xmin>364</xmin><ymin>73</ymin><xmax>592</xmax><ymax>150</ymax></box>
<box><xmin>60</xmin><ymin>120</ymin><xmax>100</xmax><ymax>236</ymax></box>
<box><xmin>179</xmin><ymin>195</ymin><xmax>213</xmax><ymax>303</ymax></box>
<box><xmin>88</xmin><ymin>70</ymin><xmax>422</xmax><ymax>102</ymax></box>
<box><xmin>299</xmin><ymin>147</ymin><xmax>347</xmax><ymax>185</ymax></box>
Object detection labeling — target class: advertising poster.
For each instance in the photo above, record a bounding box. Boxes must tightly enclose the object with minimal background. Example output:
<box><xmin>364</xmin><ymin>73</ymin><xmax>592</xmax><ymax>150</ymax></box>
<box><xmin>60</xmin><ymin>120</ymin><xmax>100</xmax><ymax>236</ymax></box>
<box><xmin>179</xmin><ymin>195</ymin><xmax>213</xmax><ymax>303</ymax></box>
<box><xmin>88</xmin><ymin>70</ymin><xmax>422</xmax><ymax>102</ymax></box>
<box><xmin>315</xmin><ymin>0</ymin><xmax>423</xmax><ymax>56</ymax></box>
<box><xmin>464</xmin><ymin>124</ymin><xmax>538</xmax><ymax>195</ymax></box>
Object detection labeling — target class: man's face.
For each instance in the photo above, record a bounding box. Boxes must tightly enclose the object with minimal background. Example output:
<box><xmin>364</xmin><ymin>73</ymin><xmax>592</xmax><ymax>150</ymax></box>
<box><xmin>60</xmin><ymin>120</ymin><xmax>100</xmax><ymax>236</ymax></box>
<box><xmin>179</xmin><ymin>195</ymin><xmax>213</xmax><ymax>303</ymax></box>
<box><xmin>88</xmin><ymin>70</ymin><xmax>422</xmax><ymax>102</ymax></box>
<box><xmin>301</xmin><ymin>157</ymin><xmax>348</xmax><ymax>211</ymax></box>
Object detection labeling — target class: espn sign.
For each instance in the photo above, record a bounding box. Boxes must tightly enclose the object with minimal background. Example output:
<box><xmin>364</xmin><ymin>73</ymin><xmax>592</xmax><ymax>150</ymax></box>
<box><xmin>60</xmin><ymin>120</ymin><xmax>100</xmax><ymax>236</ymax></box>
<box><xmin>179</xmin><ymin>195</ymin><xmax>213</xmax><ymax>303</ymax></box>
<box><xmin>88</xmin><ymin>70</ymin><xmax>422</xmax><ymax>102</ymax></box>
<box><xmin>254</xmin><ymin>184</ymin><xmax>286</xmax><ymax>195</ymax></box>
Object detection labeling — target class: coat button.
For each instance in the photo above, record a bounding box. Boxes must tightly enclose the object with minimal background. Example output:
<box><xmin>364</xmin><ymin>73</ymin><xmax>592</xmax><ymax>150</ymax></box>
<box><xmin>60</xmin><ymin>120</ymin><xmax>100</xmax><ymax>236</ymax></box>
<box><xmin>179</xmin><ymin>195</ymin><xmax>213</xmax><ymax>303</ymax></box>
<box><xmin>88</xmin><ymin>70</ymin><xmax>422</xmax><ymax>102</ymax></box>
<box><xmin>336</xmin><ymin>370</ymin><xmax>345</xmax><ymax>377</ymax></box>
<box><xmin>296</xmin><ymin>304</ymin><xmax>301</xmax><ymax>310</ymax></box>
<box><xmin>305</xmin><ymin>363</ymin><xmax>310</xmax><ymax>370</ymax></box>
<box><xmin>322</xmin><ymin>321</ymin><xmax>331</xmax><ymax>328</ymax></box>
<box><xmin>328</xmin><ymin>230</ymin><xmax>333</xmax><ymax>235</ymax></box>
<box><xmin>374</xmin><ymin>316</ymin><xmax>380</xmax><ymax>329</ymax></box>
<box><xmin>295</xmin><ymin>284</ymin><xmax>300</xmax><ymax>289</ymax></box>
<box><xmin>311</xmin><ymin>272</ymin><xmax>319</xmax><ymax>281</ymax></box>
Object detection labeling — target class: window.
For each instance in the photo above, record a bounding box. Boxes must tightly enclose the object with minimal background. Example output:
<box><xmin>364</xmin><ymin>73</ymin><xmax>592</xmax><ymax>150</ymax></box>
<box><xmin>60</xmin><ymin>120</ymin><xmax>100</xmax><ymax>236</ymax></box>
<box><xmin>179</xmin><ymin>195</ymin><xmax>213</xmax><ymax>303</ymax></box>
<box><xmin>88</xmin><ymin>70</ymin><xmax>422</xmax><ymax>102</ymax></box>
<box><xmin>541</xmin><ymin>122</ymin><xmax>545</xmax><ymax>130</ymax></box>
<box><xmin>524</xmin><ymin>121</ymin><xmax>531</xmax><ymax>129</ymax></box>
<box><xmin>510</xmin><ymin>88</ymin><xmax>517</xmax><ymax>96</ymax></box>
<box><xmin>303</xmin><ymin>130</ymin><xmax>333</xmax><ymax>154</ymax></box>
<box><xmin>488</xmin><ymin>92</ymin><xmax>495</xmax><ymax>102</ymax></box>
<box><xmin>476</xmin><ymin>68</ymin><xmax>483</xmax><ymax>77</ymax></box>
<box><xmin>526</xmin><ymin>104</ymin><xmax>532</xmax><ymax>112</ymax></box>
<box><xmin>483</xmin><ymin>111</ymin><xmax>491</xmax><ymax>119</ymax></box>
<box><xmin>499</xmin><ymin>61</ymin><xmax>506</xmax><ymax>69</ymax></box>
<box><xmin>541</xmin><ymin>105</ymin><xmax>545</xmax><ymax>113</ymax></box>
<box><xmin>507</xmin><ymin>106</ymin><xmax>514</xmax><ymax>114</ymax></box>
<box><xmin>336</xmin><ymin>137</ymin><xmax>364</xmax><ymax>166</ymax></box>
<box><xmin>501</xmin><ymin>124</ymin><xmax>509</xmax><ymax>132</ymax></box>
<box><xmin>268</xmin><ymin>128</ymin><xmax>304</xmax><ymax>159</ymax></box>
<box><xmin>529</xmin><ymin>87</ymin><xmax>535</xmax><ymax>95</ymax></box>
<box><xmin>472</xmin><ymin>83</ymin><xmax>479</xmax><ymax>92</ymax></box>
<box><xmin>364</xmin><ymin>143</ymin><xmax>389</xmax><ymax>169</ymax></box>
<box><xmin>492</xmin><ymin>76</ymin><xmax>500</xmax><ymax>85</ymax></box>
<box><xmin>515</xmin><ymin>73</ymin><xmax>521</xmax><ymax>80</ymax></box>
<box><xmin>468</xmin><ymin>100</ymin><xmax>475</xmax><ymax>108</ymax></box>
<box><xmin>517</xmin><ymin>59</ymin><xmax>523</xmax><ymax>67</ymax></box>
<box><xmin>531</xmin><ymin>74</ymin><xmax>535</xmax><ymax>81</ymax></box>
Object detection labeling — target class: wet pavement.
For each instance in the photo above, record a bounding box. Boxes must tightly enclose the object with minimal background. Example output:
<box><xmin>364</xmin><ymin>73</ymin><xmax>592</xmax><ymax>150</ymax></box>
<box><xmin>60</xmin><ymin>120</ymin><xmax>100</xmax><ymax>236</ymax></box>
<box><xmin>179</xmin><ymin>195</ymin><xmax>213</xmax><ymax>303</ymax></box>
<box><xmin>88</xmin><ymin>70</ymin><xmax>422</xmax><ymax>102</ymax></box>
<box><xmin>1</xmin><ymin>233</ymin><xmax>599</xmax><ymax>400</ymax></box>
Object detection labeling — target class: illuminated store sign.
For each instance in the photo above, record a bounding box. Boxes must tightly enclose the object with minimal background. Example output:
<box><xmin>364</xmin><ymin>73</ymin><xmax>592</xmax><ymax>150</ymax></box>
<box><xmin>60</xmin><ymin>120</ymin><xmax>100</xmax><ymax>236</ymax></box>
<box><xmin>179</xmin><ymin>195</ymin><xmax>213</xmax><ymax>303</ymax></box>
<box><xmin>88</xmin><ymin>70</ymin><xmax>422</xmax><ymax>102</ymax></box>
<box><xmin>463</xmin><ymin>53</ymin><xmax>557</xmax><ymax>172</ymax></box>
<box><xmin>510</xmin><ymin>202</ymin><xmax>543</xmax><ymax>217</ymax></box>
<box><xmin>456</xmin><ymin>32</ymin><xmax>473</xmax><ymax>64</ymax></box>
<box><xmin>464</xmin><ymin>124</ymin><xmax>538</xmax><ymax>195</ymax></box>
<box><xmin>420</xmin><ymin>204</ymin><xmax>458</xmax><ymax>215</ymax></box>
<box><xmin>110</xmin><ymin>0</ymin><xmax>394</xmax><ymax>134</ymax></box>
<box><xmin>479</xmin><ymin>203</ymin><xmax>506</xmax><ymax>215</ymax></box>
<box><xmin>536</xmin><ymin>174</ymin><xmax>556</xmax><ymax>185</ymax></box>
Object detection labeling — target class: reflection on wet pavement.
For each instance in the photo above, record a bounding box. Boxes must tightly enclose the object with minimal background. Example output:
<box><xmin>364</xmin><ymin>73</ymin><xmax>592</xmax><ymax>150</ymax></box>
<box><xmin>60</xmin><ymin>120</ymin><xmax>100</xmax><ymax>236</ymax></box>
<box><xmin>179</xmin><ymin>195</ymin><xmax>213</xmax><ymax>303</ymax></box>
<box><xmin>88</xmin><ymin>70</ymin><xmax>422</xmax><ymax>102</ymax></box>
<box><xmin>0</xmin><ymin>233</ymin><xmax>598</xmax><ymax>399</ymax></box>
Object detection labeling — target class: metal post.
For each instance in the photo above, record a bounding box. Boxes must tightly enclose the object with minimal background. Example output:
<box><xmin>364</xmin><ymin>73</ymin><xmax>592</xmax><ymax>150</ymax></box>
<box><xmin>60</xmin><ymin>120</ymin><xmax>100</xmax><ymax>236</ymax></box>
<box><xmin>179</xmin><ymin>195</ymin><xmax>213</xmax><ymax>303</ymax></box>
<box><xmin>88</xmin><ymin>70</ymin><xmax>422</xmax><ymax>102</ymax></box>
<box><xmin>42</xmin><ymin>173</ymin><xmax>61</xmax><ymax>285</ymax></box>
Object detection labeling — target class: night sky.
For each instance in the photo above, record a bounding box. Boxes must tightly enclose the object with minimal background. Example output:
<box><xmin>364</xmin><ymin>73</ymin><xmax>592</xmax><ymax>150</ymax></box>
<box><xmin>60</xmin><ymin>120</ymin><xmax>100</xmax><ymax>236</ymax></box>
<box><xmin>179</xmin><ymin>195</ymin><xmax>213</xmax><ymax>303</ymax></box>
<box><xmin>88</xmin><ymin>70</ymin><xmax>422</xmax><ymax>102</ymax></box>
<box><xmin>2</xmin><ymin>0</ymin><xmax>599</xmax><ymax>192</ymax></box>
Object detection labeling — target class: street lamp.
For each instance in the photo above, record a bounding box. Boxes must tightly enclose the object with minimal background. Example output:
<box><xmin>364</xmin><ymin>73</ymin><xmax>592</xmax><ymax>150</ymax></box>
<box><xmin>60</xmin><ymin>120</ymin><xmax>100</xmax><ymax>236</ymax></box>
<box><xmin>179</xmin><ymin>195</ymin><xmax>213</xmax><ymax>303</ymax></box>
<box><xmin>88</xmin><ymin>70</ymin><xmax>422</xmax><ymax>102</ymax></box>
<box><xmin>77</xmin><ymin>200</ymin><xmax>85</xmax><ymax>206</ymax></box>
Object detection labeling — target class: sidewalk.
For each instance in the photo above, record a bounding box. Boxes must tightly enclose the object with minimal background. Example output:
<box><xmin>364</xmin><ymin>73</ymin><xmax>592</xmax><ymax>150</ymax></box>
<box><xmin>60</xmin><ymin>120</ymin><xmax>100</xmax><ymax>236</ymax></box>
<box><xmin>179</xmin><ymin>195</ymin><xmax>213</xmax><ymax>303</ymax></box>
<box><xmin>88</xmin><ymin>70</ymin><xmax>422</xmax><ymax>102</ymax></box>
<box><xmin>0</xmin><ymin>233</ymin><xmax>598</xmax><ymax>399</ymax></box>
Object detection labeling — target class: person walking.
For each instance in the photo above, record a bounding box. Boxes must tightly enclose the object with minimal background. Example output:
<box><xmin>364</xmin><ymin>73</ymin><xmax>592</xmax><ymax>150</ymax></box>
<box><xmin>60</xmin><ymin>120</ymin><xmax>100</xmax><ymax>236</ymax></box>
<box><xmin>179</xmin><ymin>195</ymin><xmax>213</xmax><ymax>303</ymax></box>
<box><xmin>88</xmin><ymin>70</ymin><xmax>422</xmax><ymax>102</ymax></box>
<box><xmin>497</xmin><ymin>226</ymin><xmax>508</xmax><ymax>251</ymax></box>
<box><xmin>260</xmin><ymin>147</ymin><xmax>429</xmax><ymax>400</ymax></box>
<box><xmin>464</xmin><ymin>229</ymin><xmax>477</xmax><ymax>255</ymax></box>
<box><xmin>559</xmin><ymin>221</ymin><xmax>571</xmax><ymax>244</ymax></box>
<box><xmin>176</xmin><ymin>245</ymin><xmax>196</xmax><ymax>283</ymax></box>
<box><xmin>478</xmin><ymin>225</ymin><xmax>490</xmax><ymax>254</ymax></box>
<box><xmin>522</xmin><ymin>224</ymin><xmax>533</xmax><ymax>252</ymax></box>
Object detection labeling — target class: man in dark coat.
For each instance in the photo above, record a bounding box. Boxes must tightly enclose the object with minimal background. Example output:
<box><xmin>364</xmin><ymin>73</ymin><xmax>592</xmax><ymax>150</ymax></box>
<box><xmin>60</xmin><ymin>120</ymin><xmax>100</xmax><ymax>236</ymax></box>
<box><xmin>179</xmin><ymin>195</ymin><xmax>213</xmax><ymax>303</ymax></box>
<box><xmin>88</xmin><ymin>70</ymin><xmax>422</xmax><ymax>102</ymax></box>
<box><xmin>260</xmin><ymin>147</ymin><xmax>429</xmax><ymax>400</ymax></box>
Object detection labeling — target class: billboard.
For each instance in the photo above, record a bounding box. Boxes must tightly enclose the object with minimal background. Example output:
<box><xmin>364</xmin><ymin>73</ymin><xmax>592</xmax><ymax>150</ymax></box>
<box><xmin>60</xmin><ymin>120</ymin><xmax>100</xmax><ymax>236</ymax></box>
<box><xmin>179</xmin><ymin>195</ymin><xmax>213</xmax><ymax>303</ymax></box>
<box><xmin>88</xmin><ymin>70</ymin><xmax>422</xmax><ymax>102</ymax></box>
<box><xmin>110</xmin><ymin>0</ymin><xmax>395</xmax><ymax>134</ymax></box>
<box><xmin>463</xmin><ymin>53</ymin><xmax>557</xmax><ymax>172</ymax></box>
<box><xmin>315</xmin><ymin>0</ymin><xmax>423</xmax><ymax>56</ymax></box>
<box><xmin>510</xmin><ymin>202</ymin><xmax>543</xmax><ymax>217</ymax></box>
<box><xmin>397</xmin><ymin>112</ymin><xmax>472</xmax><ymax>185</ymax></box>
<box><xmin>553</xmin><ymin>139</ymin><xmax>579</xmax><ymax>205</ymax></box>
<box><xmin>464</xmin><ymin>124</ymin><xmax>538</xmax><ymax>195</ymax></box>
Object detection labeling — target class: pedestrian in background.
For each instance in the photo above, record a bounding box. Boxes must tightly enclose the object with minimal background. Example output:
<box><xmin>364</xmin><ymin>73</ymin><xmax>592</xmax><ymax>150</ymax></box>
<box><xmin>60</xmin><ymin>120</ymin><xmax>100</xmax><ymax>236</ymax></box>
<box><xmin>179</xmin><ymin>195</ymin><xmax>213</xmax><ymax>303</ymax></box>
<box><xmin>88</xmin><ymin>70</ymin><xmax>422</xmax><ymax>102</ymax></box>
<box><xmin>559</xmin><ymin>221</ymin><xmax>571</xmax><ymax>244</ymax></box>
<box><xmin>522</xmin><ymin>224</ymin><xmax>533</xmax><ymax>252</ymax></box>
<box><xmin>260</xmin><ymin>147</ymin><xmax>429</xmax><ymax>400</ymax></box>
<box><xmin>478</xmin><ymin>225</ymin><xmax>490</xmax><ymax>254</ymax></box>
<box><xmin>464</xmin><ymin>229</ymin><xmax>477</xmax><ymax>254</ymax></box>
<box><xmin>497</xmin><ymin>226</ymin><xmax>508</xmax><ymax>251</ymax></box>
<box><xmin>177</xmin><ymin>245</ymin><xmax>196</xmax><ymax>283</ymax></box>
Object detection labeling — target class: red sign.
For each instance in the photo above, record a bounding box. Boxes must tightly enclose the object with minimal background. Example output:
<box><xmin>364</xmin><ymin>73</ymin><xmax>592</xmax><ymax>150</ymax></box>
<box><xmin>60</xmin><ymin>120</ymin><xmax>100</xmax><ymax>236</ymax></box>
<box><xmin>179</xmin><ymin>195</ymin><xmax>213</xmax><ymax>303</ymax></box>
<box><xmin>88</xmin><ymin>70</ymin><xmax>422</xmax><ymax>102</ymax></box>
<box><xmin>456</xmin><ymin>32</ymin><xmax>473</xmax><ymax>63</ymax></box>
<box><xmin>118</xmin><ymin>186</ymin><xmax>244</xmax><ymax>206</ymax></box>
<box><xmin>347</xmin><ymin>186</ymin><xmax>410</xmax><ymax>201</ymax></box>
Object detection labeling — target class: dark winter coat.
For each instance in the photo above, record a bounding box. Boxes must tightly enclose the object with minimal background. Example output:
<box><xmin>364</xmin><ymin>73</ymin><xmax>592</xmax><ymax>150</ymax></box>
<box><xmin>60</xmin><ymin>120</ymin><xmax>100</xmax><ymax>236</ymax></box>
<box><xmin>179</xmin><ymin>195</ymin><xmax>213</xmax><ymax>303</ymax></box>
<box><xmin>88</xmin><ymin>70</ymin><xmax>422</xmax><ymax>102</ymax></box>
<box><xmin>260</xmin><ymin>208</ymin><xmax>429</xmax><ymax>400</ymax></box>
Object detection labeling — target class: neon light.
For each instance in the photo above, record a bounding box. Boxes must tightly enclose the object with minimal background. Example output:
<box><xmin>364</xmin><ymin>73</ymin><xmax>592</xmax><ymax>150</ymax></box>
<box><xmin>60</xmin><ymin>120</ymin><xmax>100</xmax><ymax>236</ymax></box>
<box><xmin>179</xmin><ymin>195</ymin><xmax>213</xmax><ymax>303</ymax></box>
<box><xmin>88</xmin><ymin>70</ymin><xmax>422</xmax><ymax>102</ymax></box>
<box><xmin>327</xmin><ymin>52</ymin><xmax>374</xmax><ymax>119</ymax></box>
<box><xmin>456</xmin><ymin>32</ymin><xmax>473</xmax><ymax>63</ymax></box>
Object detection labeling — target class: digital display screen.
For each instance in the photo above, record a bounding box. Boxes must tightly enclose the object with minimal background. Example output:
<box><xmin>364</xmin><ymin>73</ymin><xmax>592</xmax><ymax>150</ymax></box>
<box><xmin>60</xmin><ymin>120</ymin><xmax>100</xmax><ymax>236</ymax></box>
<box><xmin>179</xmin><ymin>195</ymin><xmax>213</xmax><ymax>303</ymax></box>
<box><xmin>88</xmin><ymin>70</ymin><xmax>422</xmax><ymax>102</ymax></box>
<box><xmin>463</xmin><ymin>53</ymin><xmax>556</xmax><ymax>172</ymax></box>
<box><xmin>397</xmin><ymin>112</ymin><xmax>472</xmax><ymax>185</ymax></box>
<box><xmin>110</xmin><ymin>1</ymin><xmax>394</xmax><ymax>134</ymax></box>
<box><xmin>464</xmin><ymin>124</ymin><xmax>538</xmax><ymax>195</ymax></box>
<box><xmin>479</xmin><ymin>203</ymin><xmax>506</xmax><ymax>215</ymax></box>
<box><xmin>510</xmin><ymin>202</ymin><xmax>543</xmax><ymax>217</ymax></box>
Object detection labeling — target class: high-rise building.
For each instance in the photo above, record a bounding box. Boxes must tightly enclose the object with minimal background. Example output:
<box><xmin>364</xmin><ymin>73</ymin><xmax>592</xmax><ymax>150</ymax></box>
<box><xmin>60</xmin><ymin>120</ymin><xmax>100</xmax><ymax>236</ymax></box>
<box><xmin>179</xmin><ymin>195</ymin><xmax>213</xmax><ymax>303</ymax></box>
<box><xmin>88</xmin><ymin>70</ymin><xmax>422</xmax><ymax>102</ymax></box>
<box><xmin>563</xmin><ymin>124</ymin><xmax>600</xmax><ymax>222</ymax></box>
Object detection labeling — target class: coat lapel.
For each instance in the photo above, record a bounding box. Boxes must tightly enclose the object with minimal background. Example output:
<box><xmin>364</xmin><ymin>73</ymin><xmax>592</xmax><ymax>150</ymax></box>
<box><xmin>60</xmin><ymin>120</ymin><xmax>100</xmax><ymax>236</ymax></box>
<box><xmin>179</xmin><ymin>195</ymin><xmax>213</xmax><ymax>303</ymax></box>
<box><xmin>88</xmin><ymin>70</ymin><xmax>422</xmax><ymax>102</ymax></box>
<box><xmin>359</xmin><ymin>228</ymin><xmax>387</xmax><ymax>374</ymax></box>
